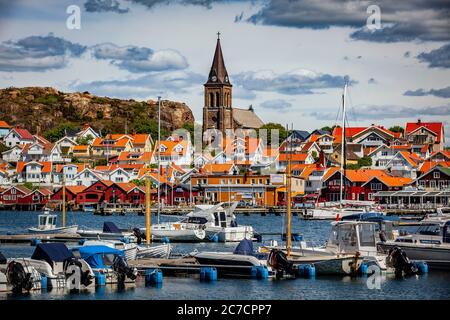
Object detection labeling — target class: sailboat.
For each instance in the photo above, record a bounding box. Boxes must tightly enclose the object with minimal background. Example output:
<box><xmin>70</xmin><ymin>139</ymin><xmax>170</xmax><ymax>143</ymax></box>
<box><xmin>305</xmin><ymin>83</ymin><xmax>381</xmax><ymax>220</ymax></box>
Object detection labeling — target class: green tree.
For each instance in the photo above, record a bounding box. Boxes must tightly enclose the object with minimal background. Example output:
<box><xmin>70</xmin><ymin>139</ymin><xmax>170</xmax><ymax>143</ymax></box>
<box><xmin>258</xmin><ymin>123</ymin><xmax>288</xmax><ymax>146</ymax></box>
<box><xmin>182</xmin><ymin>123</ymin><xmax>195</xmax><ymax>142</ymax></box>
<box><xmin>43</xmin><ymin>122</ymin><xmax>76</xmax><ymax>142</ymax></box>
<box><xmin>76</xmin><ymin>134</ymin><xmax>94</xmax><ymax>145</ymax></box>
<box><xmin>23</xmin><ymin>182</ymin><xmax>34</xmax><ymax>190</ymax></box>
<box><xmin>389</xmin><ymin>125</ymin><xmax>404</xmax><ymax>134</ymax></box>
<box><xmin>320</xmin><ymin>126</ymin><xmax>336</xmax><ymax>133</ymax></box>
<box><xmin>357</xmin><ymin>156</ymin><xmax>372</xmax><ymax>168</ymax></box>
<box><xmin>93</xmin><ymin>158</ymin><xmax>108</xmax><ymax>167</ymax></box>
<box><xmin>0</xmin><ymin>143</ymin><xmax>10</xmax><ymax>154</ymax></box>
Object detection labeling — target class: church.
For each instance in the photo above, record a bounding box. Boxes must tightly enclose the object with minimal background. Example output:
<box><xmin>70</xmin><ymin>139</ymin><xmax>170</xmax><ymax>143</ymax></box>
<box><xmin>202</xmin><ymin>33</ymin><xmax>264</xmax><ymax>137</ymax></box>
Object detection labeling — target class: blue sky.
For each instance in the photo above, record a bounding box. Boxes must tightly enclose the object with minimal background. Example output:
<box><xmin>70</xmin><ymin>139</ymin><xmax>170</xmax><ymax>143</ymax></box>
<box><xmin>0</xmin><ymin>0</ymin><xmax>449</xmax><ymax>143</ymax></box>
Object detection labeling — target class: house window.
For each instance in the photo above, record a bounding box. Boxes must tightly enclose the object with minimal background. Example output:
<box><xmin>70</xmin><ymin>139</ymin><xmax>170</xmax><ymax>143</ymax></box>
<box><xmin>368</xmin><ymin>193</ymin><xmax>374</xmax><ymax>200</ymax></box>
<box><xmin>306</xmin><ymin>181</ymin><xmax>312</xmax><ymax>187</ymax></box>
<box><xmin>258</xmin><ymin>179</ymin><xmax>263</xmax><ymax>184</ymax></box>
<box><xmin>11</xmin><ymin>189</ymin><xmax>16</xmax><ymax>195</ymax></box>
<box><xmin>429</xmin><ymin>180</ymin><xmax>436</xmax><ymax>189</ymax></box>
<box><xmin>84</xmin><ymin>172</ymin><xmax>90</xmax><ymax>178</ymax></box>
<box><xmin>221</xmin><ymin>179</ymin><xmax>226</xmax><ymax>184</ymax></box>
<box><xmin>251</xmin><ymin>179</ymin><xmax>256</xmax><ymax>184</ymax></box>
<box><xmin>77</xmin><ymin>181</ymin><xmax>82</xmax><ymax>186</ymax></box>
<box><xmin>419</xmin><ymin>180</ymin><xmax>426</xmax><ymax>188</ymax></box>
<box><xmin>433</xmin><ymin>172</ymin><xmax>440</xmax><ymax>179</ymax></box>
<box><xmin>381</xmin><ymin>151</ymin><xmax>388</xmax><ymax>156</ymax></box>
<box><xmin>236</xmin><ymin>179</ymin><xmax>241</xmax><ymax>184</ymax></box>
<box><xmin>116</xmin><ymin>177</ymin><xmax>124</xmax><ymax>182</ymax></box>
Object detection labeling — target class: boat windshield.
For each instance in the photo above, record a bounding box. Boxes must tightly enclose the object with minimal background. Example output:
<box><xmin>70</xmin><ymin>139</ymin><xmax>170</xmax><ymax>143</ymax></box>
<box><xmin>358</xmin><ymin>224</ymin><xmax>376</xmax><ymax>247</ymax></box>
<box><xmin>185</xmin><ymin>217</ymin><xmax>208</xmax><ymax>225</ymax></box>
<box><xmin>39</xmin><ymin>216</ymin><xmax>47</xmax><ymax>226</ymax></box>
<box><xmin>328</xmin><ymin>224</ymin><xmax>359</xmax><ymax>253</ymax></box>
<box><xmin>417</xmin><ymin>224</ymin><xmax>441</xmax><ymax>236</ymax></box>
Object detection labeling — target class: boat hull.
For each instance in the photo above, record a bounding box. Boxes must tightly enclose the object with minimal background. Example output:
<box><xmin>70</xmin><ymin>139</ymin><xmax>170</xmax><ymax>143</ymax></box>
<box><xmin>206</xmin><ymin>226</ymin><xmax>254</xmax><ymax>242</ymax></box>
<box><xmin>379</xmin><ymin>241</ymin><xmax>450</xmax><ymax>270</ymax></box>
<box><xmin>150</xmin><ymin>227</ymin><xmax>206</xmax><ymax>242</ymax></box>
<box><xmin>28</xmin><ymin>225</ymin><xmax>78</xmax><ymax>234</ymax></box>
<box><xmin>77</xmin><ymin>230</ymin><xmax>134</xmax><ymax>240</ymax></box>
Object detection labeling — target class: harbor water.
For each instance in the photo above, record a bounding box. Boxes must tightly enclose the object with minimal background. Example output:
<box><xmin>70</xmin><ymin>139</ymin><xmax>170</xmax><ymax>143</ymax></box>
<box><xmin>1</xmin><ymin>211</ymin><xmax>449</xmax><ymax>300</ymax></box>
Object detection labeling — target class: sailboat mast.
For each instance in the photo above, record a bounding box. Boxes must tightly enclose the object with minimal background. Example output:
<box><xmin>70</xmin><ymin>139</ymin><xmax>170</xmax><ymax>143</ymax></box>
<box><xmin>339</xmin><ymin>83</ymin><xmax>347</xmax><ymax>207</ymax></box>
<box><xmin>62</xmin><ymin>178</ymin><xmax>66</xmax><ymax>227</ymax></box>
<box><xmin>157</xmin><ymin>96</ymin><xmax>161</xmax><ymax>224</ymax></box>
<box><xmin>286</xmin><ymin>124</ymin><xmax>292</xmax><ymax>257</ymax></box>
<box><xmin>145</xmin><ymin>175</ymin><xmax>151</xmax><ymax>247</ymax></box>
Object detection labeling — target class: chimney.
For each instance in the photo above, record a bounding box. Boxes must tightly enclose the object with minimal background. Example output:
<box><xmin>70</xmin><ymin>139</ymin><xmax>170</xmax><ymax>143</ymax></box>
<box><xmin>248</xmin><ymin>104</ymin><xmax>254</xmax><ymax>112</ymax></box>
<box><xmin>417</xmin><ymin>119</ymin><xmax>421</xmax><ymax>124</ymax></box>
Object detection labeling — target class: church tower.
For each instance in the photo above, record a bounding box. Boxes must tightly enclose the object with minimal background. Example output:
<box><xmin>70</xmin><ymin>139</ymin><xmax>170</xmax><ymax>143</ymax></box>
<box><xmin>202</xmin><ymin>33</ymin><xmax>233</xmax><ymax>137</ymax></box>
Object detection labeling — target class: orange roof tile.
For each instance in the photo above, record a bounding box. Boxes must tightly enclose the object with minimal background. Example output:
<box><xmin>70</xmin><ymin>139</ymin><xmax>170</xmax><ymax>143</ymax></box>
<box><xmin>0</xmin><ymin>121</ymin><xmax>11</xmax><ymax>128</ymax></box>
<box><xmin>279</xmin><ymin>153</ymin><xmax>309</xmax><ymax>162</ymax></box>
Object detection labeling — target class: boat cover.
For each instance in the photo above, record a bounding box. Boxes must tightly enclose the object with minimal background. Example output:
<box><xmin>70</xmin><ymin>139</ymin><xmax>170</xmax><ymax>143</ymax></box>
<box><xmin>31</xmin><ymin>243</ymin><xmax>74</xmax><ymax>267</ymax></box>
<box><xmin>342</xmin><ymin>212</ymin><xmax>399</xmax><ymax>222</ymax></box>
<box><xmin>103</xmin><ymin>221</ymin><xmax>121</xmax><ymax>233</ymax></box>
<box><xmin>0</xmin><ymin>251</ymin><xmax>6</xmax><ymax>264</ymax></box>
<box><xmin>74</xmin><ymin>245</ymin><xmax>124</xmax><ymax>268</ymax></box>
<box><xmin>234</xmin><ymin>239</ymin><xmax>253</xmax><ymax>255</ymax></box>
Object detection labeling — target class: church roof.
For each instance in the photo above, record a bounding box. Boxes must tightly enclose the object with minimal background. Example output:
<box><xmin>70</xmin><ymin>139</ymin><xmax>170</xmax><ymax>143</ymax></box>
<box><xmin>233</xmin><ymin>108</ymin><xmax>264</xmax><ymax>129</ymax></box>
<box><xmin>206</xmin><ymin>34</ymin><xmax>231</xmax><ymax>85</ymax></box>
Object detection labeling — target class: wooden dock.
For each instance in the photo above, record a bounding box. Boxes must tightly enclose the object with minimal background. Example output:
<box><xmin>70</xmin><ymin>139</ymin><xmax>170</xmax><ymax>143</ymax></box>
<box><xmin>0</xmin><ymin>233</ymin><xmax>81</xmax><ymax>244</ymax></box>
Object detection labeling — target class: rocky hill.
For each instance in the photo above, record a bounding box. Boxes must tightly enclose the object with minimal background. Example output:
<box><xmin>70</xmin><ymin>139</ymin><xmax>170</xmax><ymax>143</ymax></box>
<box><xmin>0</xmin><ymin>87</ymin><xmax>195</xmax><ymax>141</ymax></box>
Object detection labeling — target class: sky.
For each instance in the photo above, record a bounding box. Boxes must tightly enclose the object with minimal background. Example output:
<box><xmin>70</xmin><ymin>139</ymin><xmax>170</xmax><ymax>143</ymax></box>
<box><xmin>0</xmin><ymin>0</ymin><xmax>449</xmax><ymax>144</ymax></box>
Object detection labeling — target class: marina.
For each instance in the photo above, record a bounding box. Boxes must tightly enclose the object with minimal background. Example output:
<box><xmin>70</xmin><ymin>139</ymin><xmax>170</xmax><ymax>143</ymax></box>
<box><xmin>1</xmin><ymin>210</ymin><xmax>449</xmax><ymax>299</ymax></box>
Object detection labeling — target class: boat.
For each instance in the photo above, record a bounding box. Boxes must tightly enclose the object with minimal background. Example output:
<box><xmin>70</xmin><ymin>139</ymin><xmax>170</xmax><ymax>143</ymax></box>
<box><xmin>191</xmin><ymin>239</ymin><xmax>273</xmax><ymax>278</ymax></box>
<box><xmin>260</xmin><ymin>221</ymin><xmax>402</xmax><ymax>275</ymax></box>
<box><xmin>303</xmin><ymin>83</ymin><xmax>385</xmax><ymax>220</ymax></box>
<box><xmin>378</xmin><ymin>218</ymin><xmax>450</xmax><ymax>270</ymax></box>
<box><xmin>15</xmin><ymin>243</ymin><xmax>95</xmax><ymax>290</ymax></box>
<box><xmin>83</xmin><ymin>205</ymin><xmax>95</xmax><ymax>213</ymax></box>
<box><xmin>71</xmin><ymin>245</ymin><xmax>137</xmax><ymax>285</ymax></box>
<box><xmin>150</xmin><ymin>220</ymin><xmax>206</xmax><ymax>242</ymax></box>
<box><xmin>0</xmin><ymin>251</ymin><xmax>42</xmax><ymax>293</ymax></box>
<box><xmin>77</xmin><ymin>221</ymin><xmax>135</xmax><ymax>241</ymax></box>
<box><xmin>421</xmin><ymin>207</ymin><xmax>450</xmax><ymax>223</ymax></box>
<box><xmin>28</xmin><ymin>210</ymin><xmax>78</xmax><ymax>234</ymax></box>
<box><xmin>136</xmin><ymin>244</ymin><xmax>172</xmax><ymax>259</ymax></box>
<box><xmin>82</xmin><ymin>239</ymin><xmax>138</xmax><ymax>261</ymax></box>
<box><xmin>146</xmin><ymin>202</ymin><xmax>253</xmax><ymax>242</ymax></box>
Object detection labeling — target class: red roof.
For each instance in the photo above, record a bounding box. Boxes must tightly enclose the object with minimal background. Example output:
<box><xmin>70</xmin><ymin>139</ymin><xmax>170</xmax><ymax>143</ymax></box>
<box><xmin>332</xmin><ymin>126</ymin><xmax>401</xmax><ymax>143</ymax></box>
<box><xmin>405</xmin><ymin>121</ymin><xmax>443</xmax><ymax>142</ymax></box>
<box><xmin>13</xmin><ymin>128</ymin><xmax>34</xmax><ymax>140</ymax></box>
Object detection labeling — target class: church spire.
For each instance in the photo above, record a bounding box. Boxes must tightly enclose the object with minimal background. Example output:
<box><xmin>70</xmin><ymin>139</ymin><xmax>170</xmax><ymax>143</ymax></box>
<box><xmin>206</xmin><ymin>32</ymin><xmax>230</xmax><ymax>85</ymax></box>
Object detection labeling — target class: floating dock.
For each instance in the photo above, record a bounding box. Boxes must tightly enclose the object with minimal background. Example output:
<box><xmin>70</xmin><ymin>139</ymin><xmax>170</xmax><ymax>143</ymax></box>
<box><xmin>0</xmin><ymin>233</ymin><xmax>81</xmax><ymax>244</ymax></box>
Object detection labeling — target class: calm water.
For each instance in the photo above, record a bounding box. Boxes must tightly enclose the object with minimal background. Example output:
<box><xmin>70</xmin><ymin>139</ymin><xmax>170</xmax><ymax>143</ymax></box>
<box><xmin>1</xmin><ymin>211</ymin><xmax>449</xmax><ymax>300</ymax></box>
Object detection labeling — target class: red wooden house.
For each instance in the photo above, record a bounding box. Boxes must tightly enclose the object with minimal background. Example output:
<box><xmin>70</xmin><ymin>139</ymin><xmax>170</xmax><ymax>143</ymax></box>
<box><xmin>51</xmin><ymin>186</ymin><xmax>87</xmax><ymax>202</ymax></box>
<box><xmin>104</xmin><ymin>183</ymin><xmax>146</xmax><ymax>204</ymax></box>
<box><xmin>18</xmin><ymin>187</ymin><xmax>52</xmax><ymax>205</ymax></box>
<box><xmin>362</xmin><ymin>176</ymin><xmax>412</xmax><ymax>201</ymax></box>
<box><xmin>160</xmin><ymin>183</ymin><xmax>200</xmax><ymax>206</ymax></box>
<box><xmin>0</xmin><ymin>185</ymin><xmax>32</xmax><ymax>205</ymax></box>
<box><xmin>76</xmin><ymin>180</ymin><xmax>113</xmax><ymax>204</ymax></box>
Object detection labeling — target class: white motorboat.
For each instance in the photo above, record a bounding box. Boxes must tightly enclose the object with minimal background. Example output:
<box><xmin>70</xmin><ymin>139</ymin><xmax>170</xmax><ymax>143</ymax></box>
<box><xmin>378</xmin><ymin>218</ymin><xmax>450</xmax><ymax>270</ymax></box>
<box><xmin>136</xmin><ymin>244</ymin><xmax>172</xmax><ymax>259</ymax></box>
<box><xmin>421</xmin><ymin>207</ymin><xmax>450</xmax><ymax>223</ymax></box>
<box><xmin>260</xmin><ymin>221</ymin><xmax>393</xmax><ymax>275</ymax></box>
<box><xmin>0</xmin><ymin>252</ymin><xmax>42</xmax><ymax>293</ymax></box>
<box><xmin>22</xmin><ymin>243</ymin><xmax>95</xmax><ymax>289</ymax></box>
<box><xmin>77</xmin><ymin>222</ymin><xmax>135</xmax><ymax>241</ymax></box>
<box><xmin>150</xmin><ymin>221</ymin><xmax>206</xmax><ymax>242</ymax></box>
<box><xmin>147</xmin><ymin>202</ymin><xmax>253</xmax><ymax>242</ymax></box>
<box><xmin>28</xmin><ymin>211</ymin><xmax>78</xmax><ymax>234</ymax></box>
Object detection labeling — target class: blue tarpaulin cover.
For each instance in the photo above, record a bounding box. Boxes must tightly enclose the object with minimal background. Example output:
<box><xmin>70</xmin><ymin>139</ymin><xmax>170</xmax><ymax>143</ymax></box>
<box><xmin>103</xmin><ymin>222</ymin><xmax>121</xmax><ymax>233</ymax></box>
<box><xmin>233</xmin><ymin>239</ymin><xmax>254</xmax><ymax>255</ymax></box>
<box><xmin>31</xmin><ymin>243</ymin><xmax>74</xmax><ymax>267</ymax></box>
<box><xmin>73</xmin><ymin>245</ymin><xmax>124</xmax><ymax>268</ymax></box>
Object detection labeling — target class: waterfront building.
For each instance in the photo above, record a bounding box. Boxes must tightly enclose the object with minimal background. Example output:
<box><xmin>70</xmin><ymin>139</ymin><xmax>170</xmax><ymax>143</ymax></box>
<box><xmin>405</xmin><ymin>119</ymin><xmax>445</xmax><ymax>153</ymax></box>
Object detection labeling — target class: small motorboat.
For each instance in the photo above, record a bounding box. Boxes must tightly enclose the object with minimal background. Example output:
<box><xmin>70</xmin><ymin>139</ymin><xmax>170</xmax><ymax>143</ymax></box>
<box><xmin>136</xmin><ymin>244</ymin><xmax>173</xmax><ymax>259</ymax></box>
<box><xmin>28</xmin><ymin>210</ymin><xmax>78</xmax><ymax>234</ymax></box>
<box><xmin>77</xmin><ymin>222</ymin><xmax>135</xmax><ymax>241</ymax></box>
<box><xmin>71</xmin><ymin>245</ymin><xmax>137</xmax><ymax>285</ymax></box>
<box><xmin>191</xmin><ymin>239</ymin><xmax>273</xmax><ymax>278</ymax></box>
<box><xmin>0</xmin><ymin>251</ymin><xmax>42</xmax><ymax>293</ymax></box>
<box><xmin>15</xmin><ymin>243</ymin><xmax>95</xmax><ymax>290</ymax></box>
<box><xmin>82</xmin><ymin>239</ymin><xmax>138</xmax><ymax>261</ymax></box>
<box><xmin>378</xmin><ymin>218</ymin><xmax>450</xmax><ymax>270</ymax></box>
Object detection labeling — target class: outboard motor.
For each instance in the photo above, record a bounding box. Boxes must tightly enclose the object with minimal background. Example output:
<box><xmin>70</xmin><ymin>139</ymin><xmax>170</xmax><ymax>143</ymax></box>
<box><xmin>133</xmin><ymin>227</ymin><xmax>145</xmax><ymax>245</ymax></box>
<box><xmin>387</xmin><ymin>246</ymin><xmax>418</xmax><ymax>278</ymax></box>
<box><xmin>63</xmin><ymin>257</ymin><xmax>93</xmax><ymax>288</ymax></box>
<box><xmin>268</xmin><ymin>249</ymin><xmax>295</xmax><ymax>278</ymax></box>
<box><xmin>6</xmin><ymin>261</ymin><xmax>33</xmax><ymax>293</ymax></box>
<box><xmin>112</xmin><ymin>255</ymin><xmax>137</xmax><ymax>286</ymax></box>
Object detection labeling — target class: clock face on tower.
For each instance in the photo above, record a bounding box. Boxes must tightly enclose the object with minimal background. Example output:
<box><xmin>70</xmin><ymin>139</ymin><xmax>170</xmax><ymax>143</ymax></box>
<box><xmin>211</xmin><ymin>76</ymin><xmax>217</xmax><ymax>82</ymax></box>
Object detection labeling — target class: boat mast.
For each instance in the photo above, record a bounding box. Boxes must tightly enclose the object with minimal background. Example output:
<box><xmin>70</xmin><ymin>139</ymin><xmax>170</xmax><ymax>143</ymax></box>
<box><xmin>145</xmin><ymin>174</ymin><xmax>151</xmax><ymax>247</ymax></box>
<box><xmin>286</xmin><ymin>124</ymin><xmax>292</xmax><ymax>257</ymax></box>
<box><xmin>157</xmin><ymin>96</ymin><xmax>161</xmax><ymax>224</ymax></box>
<box><xmin>339</xmin><ymin>83</ymin><xmax>347</xmax><ymax>208</ymax></box>
<box><xmin>62</xmin><ymin>177</ymin><xmax>66</xmax><ymax>227</ymax></box>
